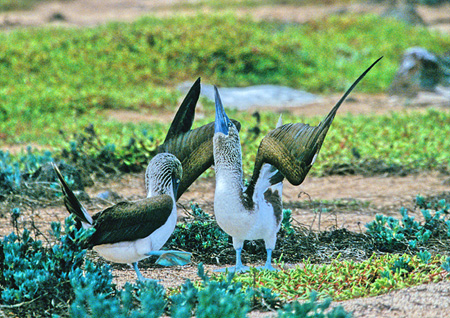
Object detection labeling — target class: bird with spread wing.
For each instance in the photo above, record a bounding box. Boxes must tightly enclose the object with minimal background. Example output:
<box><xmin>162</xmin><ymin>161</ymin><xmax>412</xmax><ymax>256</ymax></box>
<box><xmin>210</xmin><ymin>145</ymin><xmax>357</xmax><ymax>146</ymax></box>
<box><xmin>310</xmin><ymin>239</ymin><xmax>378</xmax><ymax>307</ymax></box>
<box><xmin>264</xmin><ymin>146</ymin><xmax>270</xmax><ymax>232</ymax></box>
<box><xmin>212</xmin><ymin>57</ymin><xmax>382</xmax><ymax>272</ymax></box>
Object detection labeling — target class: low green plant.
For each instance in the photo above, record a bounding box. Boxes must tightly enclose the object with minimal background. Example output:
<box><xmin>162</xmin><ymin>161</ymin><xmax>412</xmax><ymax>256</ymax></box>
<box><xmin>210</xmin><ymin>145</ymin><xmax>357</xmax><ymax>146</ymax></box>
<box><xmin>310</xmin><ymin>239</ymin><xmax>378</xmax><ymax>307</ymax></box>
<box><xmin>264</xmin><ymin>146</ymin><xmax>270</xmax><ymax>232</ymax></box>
<box><xmin>167</xmin><ymin>203</ymin><xmax>232</xmax><ymax>264</ymax></box>
<box><xmin>366</xmin><ymin>195</ymin><xmax>450</xmax><ymax>252</ymax></box>
<box><xmin>441</xmin><ymin>256</ymin><xmax>450</xmax><ymax>272</ymax></box>
<box><xmin>277</xmin><ymin>291</ymin><xmax>351</xmax><ymax>318</ymax></box>
<box><xmin>0</xmin><ymin>215</ymin><xmax>113</xmax><ymax>317</ymax></box>
<box><xmin>231</xmin><ymin>253</ymin><xmax>449</xmax><ymax>302</ymax></box>
<box><xmin>0</xmin><ymin>0</ymin><xmax>63</xmax><ymax>11</ymax></box>
<box><xmin>70</xmin><ymin>262</ymin><xmax>282</xmax><ymax>317</ymax></box>
<box><xmin>70</xmin><ymin>280</ymin><xmax>166</xmax><ymax>318</ymax></box>
<box><xmin>418</xmin><ymin>250</ymin><xmax>432</xmax><ymax>264</ymax></box>
<box><xmin>2</xmin><ymin>11</ymin><xmax>450</xmax><ymax>146</ymax></box>
<box><xmin>281</xmin><ymin>209</ymin><xmax>295</xmax><ymax>236</ymax></box>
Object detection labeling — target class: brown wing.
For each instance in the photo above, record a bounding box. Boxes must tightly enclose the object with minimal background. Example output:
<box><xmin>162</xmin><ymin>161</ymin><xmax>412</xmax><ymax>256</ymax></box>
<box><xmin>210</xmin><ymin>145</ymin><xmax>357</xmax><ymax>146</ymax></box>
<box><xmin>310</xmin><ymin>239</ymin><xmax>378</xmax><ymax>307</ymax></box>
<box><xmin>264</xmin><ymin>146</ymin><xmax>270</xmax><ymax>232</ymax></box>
<box><xmin>164</xmin><ymin>78</ymin><xmax>200</xmax><ymax>143</ymax></box>
<box><xmin>90</xmin><ymin>195</ymin><xmax>173</xmax><ymax>246</ymax></box>
<box><xmin>244</xmin><ymin>57</ymin><xmax>382</xmax><ymax>198</ymax></box>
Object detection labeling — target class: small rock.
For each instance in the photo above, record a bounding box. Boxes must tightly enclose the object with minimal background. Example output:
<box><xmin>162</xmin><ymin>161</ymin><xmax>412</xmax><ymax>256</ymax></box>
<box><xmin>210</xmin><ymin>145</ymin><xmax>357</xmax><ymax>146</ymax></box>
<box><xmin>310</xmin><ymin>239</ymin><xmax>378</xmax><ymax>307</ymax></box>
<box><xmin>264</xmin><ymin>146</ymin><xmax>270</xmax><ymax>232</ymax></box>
<box><xmin>178</xmin><ymin>82</ymin><xmax>320</xmax><ymax>110</ymax></box>
<box><xmin>74</xmin><ymin>190</ymin><xmax>90</xmax><ymax>202</ymax></box>
<box><xmin>389</xmin><ymin>47</ymin><xmax>449</xmax><ymax>98</ymax></box>
<box><xmin>96</xmin><ymin>190</ymin><xmax>121</xmax><ymax>202</ymax></box>
<box><xmin>49</xmin><ymin>12</ymin><xmax>66</xmax><ymax>22</ymax></box>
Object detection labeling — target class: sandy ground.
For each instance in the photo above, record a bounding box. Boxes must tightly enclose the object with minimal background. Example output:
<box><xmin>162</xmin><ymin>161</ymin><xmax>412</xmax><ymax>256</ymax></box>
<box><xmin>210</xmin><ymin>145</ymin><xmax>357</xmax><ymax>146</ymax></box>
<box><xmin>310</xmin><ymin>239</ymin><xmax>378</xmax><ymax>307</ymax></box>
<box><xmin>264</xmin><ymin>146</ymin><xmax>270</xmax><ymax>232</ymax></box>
<box><xmin>1</xmin><ymin>0</ymin><xmax>450</xmax><ymax>33</ymax></box>
<box><xmin>1</xmin><ymin>0</ymin><xmax>450</xmax><ymax>317</ymax></box>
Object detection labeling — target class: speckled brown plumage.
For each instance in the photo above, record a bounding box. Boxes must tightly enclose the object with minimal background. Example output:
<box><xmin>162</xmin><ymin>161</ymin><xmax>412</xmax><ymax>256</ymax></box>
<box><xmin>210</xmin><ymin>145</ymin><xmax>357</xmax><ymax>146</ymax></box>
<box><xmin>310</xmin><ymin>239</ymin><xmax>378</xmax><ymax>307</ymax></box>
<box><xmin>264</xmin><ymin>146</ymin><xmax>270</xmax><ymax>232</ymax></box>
<box><xmin>264</xmin><ymin>188</ymin><xmax>282</xmax><ymax>224</ymax></box>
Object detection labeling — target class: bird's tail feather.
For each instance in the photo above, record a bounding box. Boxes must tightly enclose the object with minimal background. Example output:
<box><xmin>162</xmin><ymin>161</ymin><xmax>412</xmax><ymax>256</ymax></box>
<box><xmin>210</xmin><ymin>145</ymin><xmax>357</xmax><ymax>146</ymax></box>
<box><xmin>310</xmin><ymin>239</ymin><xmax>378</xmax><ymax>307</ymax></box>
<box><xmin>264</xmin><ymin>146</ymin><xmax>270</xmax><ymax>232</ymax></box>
<box><xmin>52</xmin><ymin>163</ymin><xmax>93</xmax><ymax>227</ymax></box>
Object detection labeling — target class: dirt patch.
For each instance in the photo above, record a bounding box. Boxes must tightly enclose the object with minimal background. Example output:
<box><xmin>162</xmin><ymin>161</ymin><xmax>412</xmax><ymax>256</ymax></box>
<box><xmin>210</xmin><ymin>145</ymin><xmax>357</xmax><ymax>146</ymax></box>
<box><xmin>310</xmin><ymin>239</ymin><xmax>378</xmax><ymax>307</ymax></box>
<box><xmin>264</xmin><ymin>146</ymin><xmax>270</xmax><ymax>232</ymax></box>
<box><xmin>2</xmin><ymin>1</ymin><xmax>450</xmax><ymax>35</ymax></box>
<box><xmin>2</xmin><ymin>171</ymin><xmax>448</xmax><ymax>250</ymax></box>
<box><xmin>334</xmin><ymin>280</ymin><xmax>450</xmax><ymax>318</ymax></box>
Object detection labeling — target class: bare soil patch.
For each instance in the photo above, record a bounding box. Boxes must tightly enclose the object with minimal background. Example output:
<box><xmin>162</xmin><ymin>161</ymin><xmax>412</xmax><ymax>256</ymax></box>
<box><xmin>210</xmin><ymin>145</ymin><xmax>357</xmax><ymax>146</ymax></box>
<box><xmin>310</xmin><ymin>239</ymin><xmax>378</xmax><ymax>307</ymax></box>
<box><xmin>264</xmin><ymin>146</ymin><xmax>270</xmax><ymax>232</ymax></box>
<box><xmin>1</xmin><ymin>1</ymin><xmax>450</xmax><ymax>35</ymax></box>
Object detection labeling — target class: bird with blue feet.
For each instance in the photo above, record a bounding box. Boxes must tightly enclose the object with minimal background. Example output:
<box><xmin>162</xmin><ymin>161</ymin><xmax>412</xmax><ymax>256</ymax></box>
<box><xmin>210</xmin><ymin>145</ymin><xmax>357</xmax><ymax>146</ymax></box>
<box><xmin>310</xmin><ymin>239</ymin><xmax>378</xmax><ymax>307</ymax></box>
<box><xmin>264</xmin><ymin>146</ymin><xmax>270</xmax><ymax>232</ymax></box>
<box><xmin>52</xmin><ymin>153</ymin><xmax>191</xmax><ymax>281</ymax></box>
<box><xmin>212</xmin><ymin>57</ymin><xmax>382</xmax><ymax>273</ymax></box>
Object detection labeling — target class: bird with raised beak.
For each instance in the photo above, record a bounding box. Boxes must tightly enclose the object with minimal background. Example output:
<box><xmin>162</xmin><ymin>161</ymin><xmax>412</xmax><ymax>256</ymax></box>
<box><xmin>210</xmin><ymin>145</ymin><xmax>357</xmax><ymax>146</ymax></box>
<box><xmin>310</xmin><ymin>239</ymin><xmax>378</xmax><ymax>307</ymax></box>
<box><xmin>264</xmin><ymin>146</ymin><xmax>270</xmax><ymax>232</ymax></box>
<box><xmin>212</xmin><ymin>57</ymin><xmax>382</xmax><ymax>272</ymax></box>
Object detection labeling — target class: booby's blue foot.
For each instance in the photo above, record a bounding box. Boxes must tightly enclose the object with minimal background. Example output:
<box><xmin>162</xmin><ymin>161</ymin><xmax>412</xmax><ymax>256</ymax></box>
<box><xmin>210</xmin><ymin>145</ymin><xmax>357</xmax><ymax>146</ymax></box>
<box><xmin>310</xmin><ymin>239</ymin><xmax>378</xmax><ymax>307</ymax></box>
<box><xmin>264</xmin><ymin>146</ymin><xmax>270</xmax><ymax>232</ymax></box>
<box><xmin>131</xmin><ymin>262</ymin><xmax>160</xmax><ymax>282</ymax></box>
<box><xmin>146</xmin><ymin>250</ymin><xmax>192</xmax><ymax>266</ymax></box>
<box><xmin>255</xmin><ymin>264</ymin><xmax>279</xmax><ymax>271</ymax></box>
<box><xmin>214</xmin><ymin>264</ymin><xmax>250</xmax><ymax>273</ymax></box>
<box><xmin>256</xmin><ymin>249</ymin><xmax>279</xmax><ymax>271</ymax></box>
<box><xmin>214</xmin><ymin>248</ymin><xmax>249</xmax><ymax>273</ymax></box>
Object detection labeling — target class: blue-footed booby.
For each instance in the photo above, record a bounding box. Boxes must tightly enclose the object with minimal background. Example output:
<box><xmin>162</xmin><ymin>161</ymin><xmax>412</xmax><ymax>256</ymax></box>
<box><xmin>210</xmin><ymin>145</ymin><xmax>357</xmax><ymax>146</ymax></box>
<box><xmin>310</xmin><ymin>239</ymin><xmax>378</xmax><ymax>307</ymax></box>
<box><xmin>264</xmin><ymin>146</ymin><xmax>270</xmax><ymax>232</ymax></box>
<box><xmin>157</xmin><ymin>77</ymin><xmax>241</xmax><ymax>200</ymax></box>
<box><xmin>52</xmin><ymin>153</ymin><xmax>190</xmax><ymax>281</ymax></box>
<box><xmin>213</xmin><ymin>57</ymin><xmax>382</xmax><ymax>272</ymax></box>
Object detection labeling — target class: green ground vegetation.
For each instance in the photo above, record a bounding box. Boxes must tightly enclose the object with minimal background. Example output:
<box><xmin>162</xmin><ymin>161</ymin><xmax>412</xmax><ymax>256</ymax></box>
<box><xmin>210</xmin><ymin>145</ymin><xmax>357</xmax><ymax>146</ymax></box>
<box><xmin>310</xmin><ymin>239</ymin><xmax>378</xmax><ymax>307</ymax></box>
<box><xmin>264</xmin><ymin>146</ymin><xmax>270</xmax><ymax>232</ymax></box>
<box><xmin>229</xmin><ymin>253</ymin><xmax>450</xmax><ymax>302</ymax></box>
<box><xmin>3</xmin><ymin>195</ymin><xmax>450</xmax><ymax>317</ymax></box>
<box><xmin>1</xmin><ymin>12</ymin><xmax>449</xmax><ymax>147</ymax></box>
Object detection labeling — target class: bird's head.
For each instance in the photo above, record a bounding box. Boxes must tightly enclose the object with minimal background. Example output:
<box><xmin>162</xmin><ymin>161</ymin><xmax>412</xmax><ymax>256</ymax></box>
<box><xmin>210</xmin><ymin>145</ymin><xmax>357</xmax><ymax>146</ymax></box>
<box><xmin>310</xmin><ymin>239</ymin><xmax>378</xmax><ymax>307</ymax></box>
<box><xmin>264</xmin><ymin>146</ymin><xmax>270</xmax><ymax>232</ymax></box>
<box><xmin>213</xmin><ymin>86</ymin><xmax>241</xmax><ymax>168</ymax></box>
<box><xmin>214</xmin><ymin>86</ymin><xmax>232</xmax><ymax>136</ymax></box>
<box><xmin>145</xmin><ymin>153</ymin><xmax>182</xmax><ymax>199</ymax></box>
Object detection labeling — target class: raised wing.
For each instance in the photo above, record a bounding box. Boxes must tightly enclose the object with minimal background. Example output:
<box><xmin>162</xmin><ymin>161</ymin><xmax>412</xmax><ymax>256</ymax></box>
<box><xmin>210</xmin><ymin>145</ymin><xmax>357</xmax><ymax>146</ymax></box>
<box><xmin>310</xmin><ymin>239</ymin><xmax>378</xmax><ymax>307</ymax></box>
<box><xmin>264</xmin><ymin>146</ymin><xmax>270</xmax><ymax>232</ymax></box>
<box><xmin>158</xmin><ymin>78</ymin><xmax>241</xmax><ymax>200</ymax></box>
<box><xmin>90</xmin><ymin>195</ymin><xmax>173</xmax><ymax>246</ymax></box>
<box><xmin>164</xmin><ymin>77</ymin><xmax>200</xmax><ymax>143</ymax></box>
<box><xmin>245</xmin><ymin>57</ymin><xmax>382</xmax><ymax>198</ymax></box>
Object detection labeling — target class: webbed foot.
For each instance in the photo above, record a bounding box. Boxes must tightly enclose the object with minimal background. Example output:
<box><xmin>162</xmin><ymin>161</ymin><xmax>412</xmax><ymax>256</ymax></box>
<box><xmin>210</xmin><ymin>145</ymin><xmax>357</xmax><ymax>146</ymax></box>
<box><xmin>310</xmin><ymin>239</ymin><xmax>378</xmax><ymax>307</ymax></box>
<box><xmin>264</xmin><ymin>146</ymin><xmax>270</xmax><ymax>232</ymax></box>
<box><xmin>147</xmin><ymin>250</ymin><xmax>192</xmax><ymax>266</ymax></box>
<box><xmin>214</xmin><ymin>264</ymin><xmax>250</xmax><ymax>273</ymax></box>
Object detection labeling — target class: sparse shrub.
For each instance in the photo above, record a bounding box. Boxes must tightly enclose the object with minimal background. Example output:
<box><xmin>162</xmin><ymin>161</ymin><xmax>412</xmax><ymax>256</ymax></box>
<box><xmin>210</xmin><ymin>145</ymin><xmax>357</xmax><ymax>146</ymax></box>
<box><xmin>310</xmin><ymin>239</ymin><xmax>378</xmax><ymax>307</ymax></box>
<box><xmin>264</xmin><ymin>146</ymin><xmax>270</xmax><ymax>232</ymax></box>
<box><xmin>71</xmin><ymin>281</ymin><xmax>166</xmax><ymax>318</ymax></box>
<box><xmin>60</xmin><ymin>124</ymin><xmax>157</xmax><ymax>175</ymax></box>
<box><xmin>168</xmin><ymin>203</ymin><xmax>379</xmax><ymax>265</ymax></box>
<box><xmin>0</xmin><ymin>148</ymin><xmax>58</xmax><ymax>200</ymax></box>
<box><xmin>0</xmin><ymin>215</ymin><xmax>113</xmax><ymax>317</ymax></box>
<box><xmin>168</xmin><ymin>203</ymin><xmax>232</xmax><ymax>264</ymax></box>
<box><xmin>366</xmin><ymin>195</ymin><xmax>450</xmax><ymax>252</ymax></box>
<box><xmin>277</xmin><ymin>291</ymin><xmax>351</xmax><ymax>318</ymax></box>
<box><xmin>0</xmin><ymin>148</ymin><xmax>54</xmax><ymax>196</ymax></box>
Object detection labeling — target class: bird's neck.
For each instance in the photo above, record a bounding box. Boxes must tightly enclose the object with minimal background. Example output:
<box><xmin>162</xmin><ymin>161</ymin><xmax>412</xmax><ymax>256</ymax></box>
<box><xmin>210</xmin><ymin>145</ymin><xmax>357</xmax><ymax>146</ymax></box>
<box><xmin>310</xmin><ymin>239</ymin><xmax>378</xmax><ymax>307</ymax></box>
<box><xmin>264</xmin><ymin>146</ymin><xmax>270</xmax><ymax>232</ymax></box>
<box><xmin>213</xmin><ymin>137</ymin><xmax>247</xmax><ymax>203</ymax></box>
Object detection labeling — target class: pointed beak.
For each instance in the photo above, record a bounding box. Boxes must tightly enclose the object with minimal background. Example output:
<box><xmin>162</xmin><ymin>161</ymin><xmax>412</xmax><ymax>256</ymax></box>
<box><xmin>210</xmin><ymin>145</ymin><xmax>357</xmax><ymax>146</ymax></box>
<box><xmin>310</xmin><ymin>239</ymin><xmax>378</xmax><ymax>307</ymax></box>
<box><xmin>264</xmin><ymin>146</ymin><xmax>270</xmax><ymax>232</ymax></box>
<box><xmin>214</xmin><ymin>86</ymin><xmax>230</xmax><ymax>135</ymax></box>
<box><xmin>172</xmin><ymin>177</ymin><xmax>180</xmax><ymax>198</ymax></box>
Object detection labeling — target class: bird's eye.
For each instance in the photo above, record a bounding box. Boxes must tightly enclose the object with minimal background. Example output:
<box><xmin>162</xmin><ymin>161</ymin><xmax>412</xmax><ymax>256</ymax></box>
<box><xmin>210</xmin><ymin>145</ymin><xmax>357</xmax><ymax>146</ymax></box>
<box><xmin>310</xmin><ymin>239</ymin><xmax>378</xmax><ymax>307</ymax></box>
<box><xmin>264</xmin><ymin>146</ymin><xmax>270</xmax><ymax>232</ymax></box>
<box><xmin>228</xmin><ymin>121</ymin><xmax>232</xmax><ymax>127</ymax></box>
<box><xmin>176</xmin><ymin>179</ymin><xmax>180</xmax><ymax>184</ymax></box>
